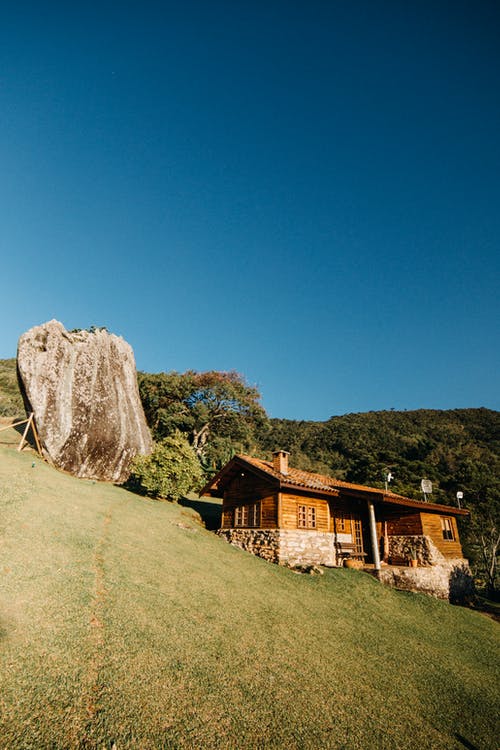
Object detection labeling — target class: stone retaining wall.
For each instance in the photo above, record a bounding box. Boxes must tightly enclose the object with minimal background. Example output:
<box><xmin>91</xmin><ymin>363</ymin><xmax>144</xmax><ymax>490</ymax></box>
<box><xmin>377</xmin><ymin>559</ymin><xmax>473</xmax><ymax>602</ymax></box>
<box><xmin>217</xmin><ymin>528</ymin><xmax>472</xmax><ymax>602</ymax></box>
<box><xmin>217</xmin><ymin>528</ymin><xmax>337</xmax><ymax>566</ymax></box>
<box><xmin>217</xmin><ymin>529</ymin><xmax>280</xmax><ymax>564</ymax></box>
<box><xmin>387</xmin><ymin>534</ymin><xmax>446</xmax><ymax>566</ymax></box>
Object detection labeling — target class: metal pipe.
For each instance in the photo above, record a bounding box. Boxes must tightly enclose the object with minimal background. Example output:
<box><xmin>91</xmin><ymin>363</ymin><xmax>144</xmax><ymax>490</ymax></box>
<box><xmin>367</xmin><ymin>500</ymin><xmax>381</xmax><ymax>571</ymax></box>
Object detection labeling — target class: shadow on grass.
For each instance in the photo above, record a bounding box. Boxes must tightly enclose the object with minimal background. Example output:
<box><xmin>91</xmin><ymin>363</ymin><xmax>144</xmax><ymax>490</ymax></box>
<box><xmin>121</xmin><ymin>477</ymin><xmax>149</xmax><ymax>498</ymax></box>
<box><xmin>0</xmin><ymin>417</ymin><xmax>31</xmax><ymax>447</ymax></box>
<box><xmin>455</xmin><ymin>734</ymin><xmax>479</xmax><ymax>750</ymax></box>
<box><xmin>12</xmin><ymin>418</ymin><xmax>37</xmax><ymax>448</ymax></box>
<box><xmin>179</xmin><ymin>497</ymin><xmax>222</xmax><ymax>530</ymax></box>
<box><xmin>118</xmin><ymin>485</ymin><xmax>222</xmax><ymax>532</ymax></box>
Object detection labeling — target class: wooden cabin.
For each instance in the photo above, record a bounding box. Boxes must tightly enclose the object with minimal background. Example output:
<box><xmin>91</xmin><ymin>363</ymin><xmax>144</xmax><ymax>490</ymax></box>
<box><xmin>201</xmin><ymin>451</ymin><xmax>470</xmax><ymax>595</ymax></box>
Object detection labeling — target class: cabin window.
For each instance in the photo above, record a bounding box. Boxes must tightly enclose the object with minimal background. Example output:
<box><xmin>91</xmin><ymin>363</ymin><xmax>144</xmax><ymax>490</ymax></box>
<box><xmin>297</xmin><ymin>505</ymin><xmax>317</xmax><ymax>529</ymax></box>
<box><xmin>234</xmin><ymin>505</ymin><xmax>248</xmax><ymax>527</ymax></box>
<box><xmin>440</xmin><ymin>517</ymin><xmax>455</xmax><ymax>541</ymax></box>
<box><xmin>249</xmin><ymin>502</ymin><xmax>260</xmax><ymax>527</ymax></box>
<box><xmin>336</xmin><ymin>512</ymin><xmax>346</xmax><ymax>532</ymax></box>
<box><xmin>234</xmin><ymin>503</ymin><xmax>260</xmax><ymax>528</ymax></box>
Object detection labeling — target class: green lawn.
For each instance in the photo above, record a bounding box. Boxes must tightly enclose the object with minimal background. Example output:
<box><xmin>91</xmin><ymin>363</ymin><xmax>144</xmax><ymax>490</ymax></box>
<box><xmin>0</xmin><ymin>438</ymin><xmax>498</xmax><ymax>750</ymax></box>
<box><xmin>0</xmin><ymin>359</ymin><xmax>24</xmax><ymax>418</ymax></box>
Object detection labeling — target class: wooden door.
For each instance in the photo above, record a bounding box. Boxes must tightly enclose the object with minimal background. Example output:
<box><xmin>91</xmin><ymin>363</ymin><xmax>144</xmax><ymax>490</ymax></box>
<box><xmin>352</xmin><ymin>516</ymin><xmax>364</xmax><ymax>557</ymax></box>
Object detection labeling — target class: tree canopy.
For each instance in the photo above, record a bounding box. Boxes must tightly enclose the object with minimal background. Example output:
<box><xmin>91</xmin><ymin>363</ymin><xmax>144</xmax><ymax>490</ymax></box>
<box><xmin>138</xmin><ymin>370</ymin><xmax>269</xmax><ymax>470</ymax></box>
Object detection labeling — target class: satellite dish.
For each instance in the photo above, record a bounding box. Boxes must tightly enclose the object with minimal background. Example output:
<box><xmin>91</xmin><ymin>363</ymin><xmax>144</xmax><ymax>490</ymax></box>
<box><xmin>383</xmin><ymin>470</ymin><xmax>394</xmax><ymax>491</ymax></box>
<box><xmin>420</xmin><ymin>479</ymin><xmax>432</xmax><ymax>501</ymax></box>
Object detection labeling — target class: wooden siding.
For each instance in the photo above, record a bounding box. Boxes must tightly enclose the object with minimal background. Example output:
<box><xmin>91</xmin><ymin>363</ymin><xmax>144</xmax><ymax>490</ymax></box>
<box><xmin>281</xmin><ymin>493</ymin><xmax>329</xmax><ymax>531</ymax></box>
<box><xmin>221</xmin><ymin>506</ymin><xmax>233</xmax><ymax>529</ymax></box>
<box><xmin>277</xmin><ymin>492</ymin><xmax>283</xmax><ymax>527</ymax></box>
<box><xmin>329</xmin><ymin>508</ymin><xmax>353</xmax><ymax>535</ymax></box>
<box><xmin>224</xmin><ymin>472</ymin><xmax>273</xmax><ymax>503</ymax></box>
<box><xmin>385</xmin><ymin>511</ymin><xmax>423</xmax><ymax>536</ymax></box>
<box><xmin>261</xmin><ymin>495</ymin><xmax>278</xmax><ymax>528</ymax></box>
<box><xmin>221</xmin><ymin>495</ymin><xmax>278</xmax><ymax>529</ymax></box>
<box><xmin>420</xmin><ymin>513</ymin><xmax>463</xmax><ymax>558</ymax></box>
<box><xmin>221</xmin><ymin>467</ymin><xmax>278</xmax><ymax>529</ymax></box>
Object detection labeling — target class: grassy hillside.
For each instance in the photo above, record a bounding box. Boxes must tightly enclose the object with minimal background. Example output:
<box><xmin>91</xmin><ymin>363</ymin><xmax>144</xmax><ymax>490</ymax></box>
<box><xmin>3</xmin><ymin>356</ymin><xmax>499</xmax><ymax>588</ymax></box>
<box><xmin>1</xmin><ymin>436</ymin><xmax>499</xmax><ymax>749</ymax></box>
<box><xmin>0</xmin><ymin>358</ymin><xmax>24</xmax><ymax>418</ymax></box>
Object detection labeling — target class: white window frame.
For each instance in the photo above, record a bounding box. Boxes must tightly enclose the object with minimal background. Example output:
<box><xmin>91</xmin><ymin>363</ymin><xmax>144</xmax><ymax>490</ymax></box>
<box><xmin>440</xmin><ymin>516</ymin><xmax>455</xmax><ymax>541</ymax></box>
<box><xmin>234</xmin><ymin>502</ymin><xmax>260</xmax><ymax>528</ymax></box>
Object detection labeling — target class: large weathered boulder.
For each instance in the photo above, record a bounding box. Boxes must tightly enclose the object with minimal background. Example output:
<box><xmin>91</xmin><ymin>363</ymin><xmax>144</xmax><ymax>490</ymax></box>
<box><xmin>17</xmin><ymin>320</ymin><xmax>152</xmax><ymax>482</ymax></box>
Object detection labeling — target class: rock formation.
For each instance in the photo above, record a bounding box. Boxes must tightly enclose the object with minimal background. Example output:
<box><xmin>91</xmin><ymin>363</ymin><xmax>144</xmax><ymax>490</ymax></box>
<box><xmin>17</xmin><ymin>320</ymin><xmax>152</xmax><ymax>482</ymax></box>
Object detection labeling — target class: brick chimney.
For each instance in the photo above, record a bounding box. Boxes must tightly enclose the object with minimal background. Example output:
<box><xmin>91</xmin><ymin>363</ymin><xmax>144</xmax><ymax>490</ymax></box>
<box><xmin>273</xmin><ymin>450</ymin><xmax>289</xmax><ymax>475</ymax></box>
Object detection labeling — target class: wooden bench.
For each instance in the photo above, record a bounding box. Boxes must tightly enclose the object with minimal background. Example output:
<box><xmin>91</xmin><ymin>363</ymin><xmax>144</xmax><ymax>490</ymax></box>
<box><xmin>335</xmin><ymin>541</ymin><xmax>367</xmax><ymax>561</ymax></box>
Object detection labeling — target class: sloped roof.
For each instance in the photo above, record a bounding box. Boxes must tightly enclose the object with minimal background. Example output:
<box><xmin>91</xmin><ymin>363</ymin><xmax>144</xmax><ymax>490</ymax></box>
<box><xmin>240</xmin><ymin>455</ymin><xmax>404</xmax><ymax>499</ymax></box>
<box><xmin>201</xmin><ymin>454</ymin><xmax>469</xmax><ymax>516</ymax></box>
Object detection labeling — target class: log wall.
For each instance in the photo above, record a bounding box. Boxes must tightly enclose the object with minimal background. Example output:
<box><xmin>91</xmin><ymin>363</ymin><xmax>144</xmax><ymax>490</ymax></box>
<box><xmin>221</xmin><ymin>472</ymin><xmax>278</xmax><ymax>529</ymax></box>
<box><xmin>386</xmin><ymin>511</ymin><xmax>423</xmax><ymax>536</ymax></box>
<box><xmin>281</xmin><ymin>493</ymin><xmax>330</xmax><ymax>531</ymax></box>
<box><xmin>420</xmin><ymin>513</ymin><xmax>463</xmax><ymax>559</ymax></box>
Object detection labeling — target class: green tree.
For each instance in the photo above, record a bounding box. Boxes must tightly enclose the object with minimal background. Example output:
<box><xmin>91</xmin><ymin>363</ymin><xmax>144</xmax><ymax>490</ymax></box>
<box><xmin>455</xmin><ymin>457</ymin><xmax>500</xmax><ymax>596</ymax></box>
<box><xmin>467</xmin><ymin>501</ymin><xmax>500</xmax><ymax>597</ymax></box>
<box><xmin>128</xmin><ymin>432</ymin><xmax>203</xmax><ymax>501</ymax></box>
<box><xmin>138</xmin><ymin>370</ymin><xmax>268</xmax><ymax>470</ymax></box>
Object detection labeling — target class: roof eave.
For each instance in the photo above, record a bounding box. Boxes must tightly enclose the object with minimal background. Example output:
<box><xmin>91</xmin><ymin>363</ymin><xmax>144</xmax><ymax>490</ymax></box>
<box><xmin>200</xmin><ymin>455</ymin><xmax>280</xmax><ymax>498</ymax></box>
<box><xmin>379</xmin><ymin>494</ymin><xmax>470</xmax><ymax>516</ymax></box>
<box><xmin>280</xmin><ymin>481</ymin><xmax>340</xmax><ymax>498</ymax></box>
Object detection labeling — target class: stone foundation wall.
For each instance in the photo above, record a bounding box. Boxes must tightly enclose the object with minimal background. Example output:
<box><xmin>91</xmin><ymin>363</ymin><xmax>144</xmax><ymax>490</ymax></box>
<box><xmin>217</xmin><ymin>529</ymin><xmax>281</xmax><ymax>564</ymax></box>
<box><xmin>217</xmin><ymin>528</ymin><xmax>338</xmax><ymax>567</ymax></box>
<box><xmin>278</xmin><ymin>530</ymin><xmax>337</xmax><ymax>567</ymax></box>
<box><xmin>387</xmin><ymin>535</ymin><xmax>444</xmax><ymax>566</ymax></box>
<box><xmin>378</xmin><ymin>559</ymin><xmax>473</xmax><ymax>602</ymax></box>
<box><xmin>216</xmin><ymin>528</ymin><xmax>473</xmax><ymax>602</ymax></box>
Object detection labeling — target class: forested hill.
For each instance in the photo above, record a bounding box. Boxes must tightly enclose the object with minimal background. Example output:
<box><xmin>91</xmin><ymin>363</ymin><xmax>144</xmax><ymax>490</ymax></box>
<box><xmin>1</xmin><ymin>357</ymin><xmax>499</xmax><ymax>587</ymax></box>
<box><xmin>1</xmin><ymin>357</ymin><xmax>498</xmax><ymax>509</ymax></box>
<box><xmin>257</xmin><ymin>408</ymin><xmax>499</xmax><ymax>507</ymax></box>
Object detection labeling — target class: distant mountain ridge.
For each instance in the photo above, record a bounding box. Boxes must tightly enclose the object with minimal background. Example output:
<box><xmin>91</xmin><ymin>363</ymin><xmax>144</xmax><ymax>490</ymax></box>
<box><xmin>1</xmin><ymin>357</ymin><xmax>497</xmax><ymax>506</ymax></box>
<box><xmin>257</xmin><ymin>407</ymin><xmax>499</xmax><ymax>506</ymax></box>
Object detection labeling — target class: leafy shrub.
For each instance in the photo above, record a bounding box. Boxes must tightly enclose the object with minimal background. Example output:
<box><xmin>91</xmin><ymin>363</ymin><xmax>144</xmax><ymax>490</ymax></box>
<box><xmin>128</xmin><ymin>431</ymin><xmax>203</xmax><ymax>501</ymax></box>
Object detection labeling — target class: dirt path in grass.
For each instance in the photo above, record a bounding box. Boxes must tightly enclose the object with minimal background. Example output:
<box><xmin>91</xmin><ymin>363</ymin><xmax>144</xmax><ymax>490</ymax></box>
<box><xmin>77</xmin><ymin>506</ymin><xmax>113</xmax><ymax>747</ymax></box>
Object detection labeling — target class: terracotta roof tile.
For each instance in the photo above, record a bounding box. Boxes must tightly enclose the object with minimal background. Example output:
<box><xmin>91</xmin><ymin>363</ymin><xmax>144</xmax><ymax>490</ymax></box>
<box><xmin>201</xmin><ymin>454</ymin><xmax>469</xmax><ymax>516</ymax></box>
<box><xmin>240</xmin><ymin>455</ymin><xmax>407</xmax><ymax>498</ymax></box>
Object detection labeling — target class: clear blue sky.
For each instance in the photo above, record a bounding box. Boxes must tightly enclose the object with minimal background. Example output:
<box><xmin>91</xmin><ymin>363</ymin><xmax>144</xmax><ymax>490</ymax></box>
<box><xmin>1</xmin><ymin>1</ymin><xmax>499</xmax><ymax>420</ymax></box>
